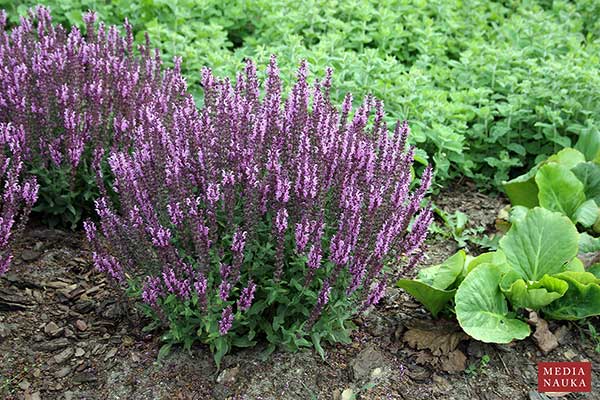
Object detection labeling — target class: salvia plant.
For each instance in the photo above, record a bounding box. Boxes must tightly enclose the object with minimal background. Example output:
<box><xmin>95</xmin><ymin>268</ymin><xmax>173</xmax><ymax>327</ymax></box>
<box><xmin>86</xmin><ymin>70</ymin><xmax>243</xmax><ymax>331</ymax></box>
<box><xmin>85</xmin><ymin>56</ymin><xmax>433</xmax><ymax>365</ymax></box>
<box><xmin>0</xmin><ymin>123</ymin><xmax>38</xmax><ymax>274</ymax></box>
<box><xmin>0</xmin><ymin>6</ymin><xmax>189</xmax><ymax>227</ymax></box>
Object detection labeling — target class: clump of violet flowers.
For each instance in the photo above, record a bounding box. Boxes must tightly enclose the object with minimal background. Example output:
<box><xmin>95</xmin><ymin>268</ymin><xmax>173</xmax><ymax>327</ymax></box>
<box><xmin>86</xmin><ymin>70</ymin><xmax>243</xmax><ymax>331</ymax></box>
<box><xmin>86</xmin><ymin>56</ymin><xmax>433</xmax><ymax>365</ymax></box>
<box><xmin>0</xmin><ymin>7</ymin><xmax>189</xmax><ymax>227</ymax></box>
<box><xmin>0</xmin><ymin>123</ymin><xmax>39</xmax><ymax>274</ymax></box>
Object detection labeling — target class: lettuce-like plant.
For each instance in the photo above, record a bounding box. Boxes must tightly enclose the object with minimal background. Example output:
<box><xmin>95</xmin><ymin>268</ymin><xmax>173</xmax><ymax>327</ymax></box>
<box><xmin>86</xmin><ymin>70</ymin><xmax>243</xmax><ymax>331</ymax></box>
<box><xmin>399</xmin><ymin>207</ymin><xmax>600</xmax><ymax>344</ymax></box>
<box><xmin>503</xmin><ymin>129</ymin><xmax>600</xmax><ymax>234</ymax></box>
<box><xmin>0</xmin><ymin>123</ymin><xmax>39</xmax><ymax>273</ymax></box>
<box><xmin>0</xmin><ymin>7</ymin><xmax>188</xmax><ymax>227</ymax></box>
<box><xmin>85</xmin><ymin>57</ymin><xmax>433</xmax><ymax>365</ymax></box>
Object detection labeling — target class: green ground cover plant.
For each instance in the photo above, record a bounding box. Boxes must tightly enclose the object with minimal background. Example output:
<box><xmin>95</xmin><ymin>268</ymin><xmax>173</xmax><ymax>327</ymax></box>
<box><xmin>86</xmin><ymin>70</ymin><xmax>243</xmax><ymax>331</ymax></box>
<box><xmin>3</xmin><ymin>0</ymin><xmax>599</xmax><ymax>189</ymax></box>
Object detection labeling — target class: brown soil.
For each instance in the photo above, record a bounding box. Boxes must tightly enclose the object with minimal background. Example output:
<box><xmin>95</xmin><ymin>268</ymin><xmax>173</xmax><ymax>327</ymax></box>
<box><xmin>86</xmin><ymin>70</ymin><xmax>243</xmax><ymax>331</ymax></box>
<box><xmin>1</xmin><ymin>188</ymin><xmax>599</xmax><ymax>400</ymax></box>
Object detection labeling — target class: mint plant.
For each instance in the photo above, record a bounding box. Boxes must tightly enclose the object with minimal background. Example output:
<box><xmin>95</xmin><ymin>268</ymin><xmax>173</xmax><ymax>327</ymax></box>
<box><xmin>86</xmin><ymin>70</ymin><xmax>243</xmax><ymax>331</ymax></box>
<box><xmin>85</xmin><ymin>58</ymin><xmax>433</xmax><ymax>366</ymax></box>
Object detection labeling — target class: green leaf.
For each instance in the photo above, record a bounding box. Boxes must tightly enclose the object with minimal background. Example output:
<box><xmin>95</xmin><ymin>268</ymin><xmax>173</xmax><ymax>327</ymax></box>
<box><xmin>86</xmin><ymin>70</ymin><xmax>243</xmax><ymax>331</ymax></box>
<box><xmin>508</xmin><ymin>206</ymin><xmax>529</xmax><ymax>224</ymax></box>
<box><xmin>574</xmin><ymin>199</ymin><xmax>599</xmax><ymax>228</ymax></box>
<box><xmin>157</xmin><ymin>343</ymin><xmax>172</xmax><ymax>361</ymax></box>
<box><xmin>579</xmin><ymin>233</ymin><xmax>600</xmax><ymax>253</ymax></box>
<box><xmin>565</xmin><ymin>257</ymin><xmax>585</xmax><ymax>272</ymax></box>
<box><xmin>142</xmin><ymin>319</ymin><xmax>162</xmax><ymax>333</ymax></box>
<box><xmin>455</xmin><ymin>263</ymin><xmax>530</xmax><ymax>343</ymax></box>
<box><xmin>396</xmin><ymin>250</ymin><xmax>467</xmax><ymax>317</ymax></box>
<box><xmin>546</xmin><ymin>148</ymin><xmax>585</xmax><ymax>169</ymax></box>
<box><xmin>499</xmin><ymin>207</ymin><xmax>578</xmax><ymax>281</ymax></box>
<box><xmin>213</xmin><ymin>337</ymin><xmax>230</xmax><ymax>368</ymax></box>
<box><xmin>575</xmin><ymin>129</ymin><xmax>600</xmax><ymax>162</ymax></box>
<box><xmin>232</xmin><ymin>335</ymin><xmax>256</xmax><ymax>348</ymax></box>
<box><xmin>543</xmin><ymin>272</ymin><xmax>600</xmax><ymax>320</ymax></box>
<box><xmin>260</xmin><ymin>344</ymin><xmax>276</xmax><ymax>361</ymax></box>
<box><xmin>500</xmin><ymin>272</ymin><xmax>568</xmax><ymax>309</ymax></box>
<box><xmin>587</xmin><ymin>264</ymin><xmax>600</xmax><ymax>279</ymax></box>
<box><xmin>536</xmin><ymin>163</ymin><xmax>586</xmax><ymax>219</ymax></box>
<box><xmin>465</xmin><ymin>251</ymin><xmax>507</xmax><ymax>276</ymax></box>
<box><xmin>502</xmin><ymin>166</ymin><xmax>540</xmax><ymax>208</ymax></box>
<box><xmin>572</xmin><ymin>162</ymin><xmax>600</xmax><ymax>205</ymax></box>
<box><xmin>311</xmin><ymin>332</ymin><xmax>325</xmax><ymax>359</ymax></box>
<box><xmin>416</xmin><ymin>250</ymin><xmax>466</xmax><ymax>289</ymax></box>
<box><xmin>396</xmin><ymin>279</ymin><xmax>456</xmax><ymax>317</ymax></box>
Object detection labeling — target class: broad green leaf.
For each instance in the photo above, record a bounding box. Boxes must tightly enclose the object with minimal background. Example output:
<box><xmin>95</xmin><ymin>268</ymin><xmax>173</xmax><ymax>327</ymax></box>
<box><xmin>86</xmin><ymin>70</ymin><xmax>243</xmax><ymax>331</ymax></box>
<box><xmin>499</xmin><ymin>208</ymin><xmax>578</xmax><ymax>281</ymax></box>
<box><xmin>575</xmin><ymin>129</ymin><xmax>600</xmax><ymax>163</ymax></box>
<box><xmin>213</xmin><ymin>337</ymin><xmax>230</xmax><ymax>368</ymax></box>
<box><xmin>500</xmin><ymin>272</ymin><xmax>568</xmax><ymax>309</ymax></box>
<box><xmin>536</xmin><ymin>163</ymin><xmax>586</xmax><ymax>219</ymax></box>
<box><xmin>395</xmin><ymin>280</ymin><xmax>456</xmax><ymax>317</ymax></box>
<box><xmin>397</xmin><ymin>250</ymin><xmax>467</xmax><ymax>317</ymax></box>
<box><xmin>416</xmin><ymin>250</ymin><xmax>466</xmax><ymax>289</ymax></box>
<box><xmin>502</xmin><ymin>166</ymin><xmax>539</xmax><ymax>208</ymax></box>
<box><xmin>465</xmin><ymin>250</ymin><xmax>507</xmax><ymax>275</ymax></box>
<box><xmin>572</xmin><ymin>162</ymin><xmax>600</xmax><ymax>205</ymax></box>
<box><xmin>565</xmin><ymin>257</ymin><xmax>585</xmax><ymax>272</ymax></box>
<box><xmin>455</xmin><ymin>263</ymin><xmax>530</xmax><ymax>343</ymax></box>
<box><xmin>543</xmin><ymin>271</ymin><xmax>600</xmax><ymax>320</ymax></box>
<box><xmin>232</xmin><ymin>335</ymin><xmax>256</xmax><ymax>348</ymax></box>
<box><xmin>157</xmin><ymin>343</ymin><xmax>172</xmax><ymax>361</ymax></box>
<box><xmin>546</xmin><ymin>148</ymin><xmax>585</xmax><ymax>169</ymax></box>
<box><xmin>574</xmin><ymin>199</ymin><xmax>600</xmax><ymax>228</ymax></box>
<box><xmin>508</xmin><ymin>205</ymin><xmax>529</xmax><ymax>224</ymax></box>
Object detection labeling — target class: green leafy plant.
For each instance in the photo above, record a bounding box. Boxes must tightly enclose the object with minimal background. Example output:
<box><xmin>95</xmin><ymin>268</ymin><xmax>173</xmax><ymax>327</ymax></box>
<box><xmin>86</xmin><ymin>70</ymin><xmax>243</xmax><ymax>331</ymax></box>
<box><xmin>435</xmin><ymin>208</ymin><xmax>497</xmax><ymax>250</ymax></box>
<box><xmin>465</xmin><ymin>354</ymin><xmax>490</xmax><ymax>377</ymax></box>
<box><xmin>398</xmin><ymin>207</ymin><xmax>600</xmax><ymax>344</ymax></box>
<box><xmin>503</xmin><ymin>130</ymin><xmax>600</xmax><ymax>235</ymax></box>
<box><xmin>579</xmin><ymin>321</ymin><xmax>600</xmax><ymax>353</ymax></box>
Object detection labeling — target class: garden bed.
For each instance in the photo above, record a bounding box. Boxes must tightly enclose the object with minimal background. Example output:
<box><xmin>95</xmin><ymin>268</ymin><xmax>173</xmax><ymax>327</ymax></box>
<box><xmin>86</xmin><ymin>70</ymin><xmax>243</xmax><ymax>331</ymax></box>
<box><xmin>1</xmin><ymin>188</ymin><xmax>598</xmax><ymax>400</ymax></box>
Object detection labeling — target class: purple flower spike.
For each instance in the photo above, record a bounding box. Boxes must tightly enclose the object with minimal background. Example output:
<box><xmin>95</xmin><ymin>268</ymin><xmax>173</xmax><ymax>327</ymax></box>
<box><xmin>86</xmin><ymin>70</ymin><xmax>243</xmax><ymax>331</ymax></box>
<box><xmin>219</xmin><ymin>306</ymin><xmax>234</xmax><ymax>335</ymax></box>
<box><xmin>237</xmin><ymin>280</ymin><xmax>257</xmax><ymax>312</ymax></box>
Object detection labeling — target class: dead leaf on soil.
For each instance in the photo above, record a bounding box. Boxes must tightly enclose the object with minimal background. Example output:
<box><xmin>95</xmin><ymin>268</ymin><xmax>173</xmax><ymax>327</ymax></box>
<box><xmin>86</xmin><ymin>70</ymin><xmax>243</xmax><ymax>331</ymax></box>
<box><xmin>528</xmin><ymin>312</ymin><xmax>558</xmax><ymax>354</ymax></box>
<box><xmin>414</xmin><ymin>350</ymin><xmax>435</xmax><ymax>365</ymax></box>
<box><xmin>403</xmin><ymin>327</ymin><xmax>468</xmax><ymax>356</ymax></box>
<box><xmin>440</xmin><ymin>349</ymin><xmax>467</xmax><ymax>373</ymax></box>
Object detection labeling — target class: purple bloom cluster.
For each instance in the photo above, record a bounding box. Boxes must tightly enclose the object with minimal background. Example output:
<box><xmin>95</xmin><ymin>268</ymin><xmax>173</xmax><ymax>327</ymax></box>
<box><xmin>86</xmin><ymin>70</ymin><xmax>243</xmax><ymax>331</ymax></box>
<box><xmin>0</xmin><ymin>7</ymin><xmax>188</xmax><ymax>222</ymax></box>
<box><xmin>0</xmin><ymin>123</ymin><xmax>38</xmax><ymax>273</ymax></box>
<box><xmin>85</xmin><ymin>54</ymin><xmax>432</xmax><ymax>334</ymax></box>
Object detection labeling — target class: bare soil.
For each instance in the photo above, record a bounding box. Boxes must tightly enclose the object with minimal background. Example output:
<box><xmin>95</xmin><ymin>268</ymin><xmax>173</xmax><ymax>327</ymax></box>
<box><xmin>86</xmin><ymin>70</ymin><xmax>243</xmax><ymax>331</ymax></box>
<box><xmin>1</xmin><ymin>187</ymin><xmax>599</xmax><ymax>400</ymax></box>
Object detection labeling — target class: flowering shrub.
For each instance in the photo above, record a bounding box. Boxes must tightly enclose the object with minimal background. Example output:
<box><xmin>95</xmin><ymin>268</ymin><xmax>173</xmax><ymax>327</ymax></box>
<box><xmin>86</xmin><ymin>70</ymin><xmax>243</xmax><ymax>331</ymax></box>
<box><xmin>0</xmin><ymin>7</ymin><xmax>189</xmax><ymax>227</ymax></box>
<box><xmin>85</xmin><ymin>57</ymin><xmax>433</xmax><ymax>365</ymax></box>
<box><xmin>0</xmin><ymin>123</ymin><xmax>38</xmax><ymax>274</ymax></box>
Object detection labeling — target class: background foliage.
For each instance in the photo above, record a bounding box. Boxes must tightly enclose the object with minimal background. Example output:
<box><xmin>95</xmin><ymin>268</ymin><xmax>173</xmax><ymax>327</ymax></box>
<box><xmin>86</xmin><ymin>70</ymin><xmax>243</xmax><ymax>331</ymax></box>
<box><xmin>3</xmin><ymin>0</ymin><xmax>599</xmax><ymax>189</ymax></box>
